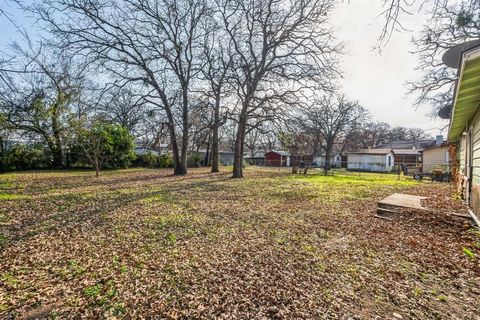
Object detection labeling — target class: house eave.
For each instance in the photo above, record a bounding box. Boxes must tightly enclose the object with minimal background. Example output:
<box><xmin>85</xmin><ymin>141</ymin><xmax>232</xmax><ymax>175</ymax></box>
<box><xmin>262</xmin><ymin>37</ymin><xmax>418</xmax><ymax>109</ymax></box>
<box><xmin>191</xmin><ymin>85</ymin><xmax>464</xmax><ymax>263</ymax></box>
<box><xmin>448</xmin><ymin>45</ymin><xmax>480</xmax><ymax>141</ymax></box>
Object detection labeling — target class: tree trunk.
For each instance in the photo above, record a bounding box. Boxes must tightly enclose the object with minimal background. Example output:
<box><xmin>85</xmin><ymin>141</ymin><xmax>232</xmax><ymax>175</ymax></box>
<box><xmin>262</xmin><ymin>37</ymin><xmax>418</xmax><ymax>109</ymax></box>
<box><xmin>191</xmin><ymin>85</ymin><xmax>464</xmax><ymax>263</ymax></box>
<box><xmin>95</xmin><ymin>158</ymin><xmax>100</xmax><ymax>177</ymax></box>
<box><xmin>324</xmin><ymin>146</ymin><xmax>332</xmax><ymax>172</ymax></box>
<box><xmin>178</xmin><ymin>88</ymin><xmax>189</xmax><ymax>175</ymax></box>
<box><xmin>168</xmin><ymin>122</ymin><xmax>185</xmax><ymax>175</ymax></box>
<box><xmin>211</xmin><ymin>96</ymin><xmax>221</xmax><ymax>173</ymax></box>
<box><xmin>52</xmin><ymin>133</ymin><xmax>63</xmax><ymax>168</ymax></box>
<box><xmin>45</xmin><ymin>136</ymin><xmax>60</xmax><ymax>168</ymax></box>
<box><xmin>151</xmin><ymin>78</ymin><xmax>186</xmax><ymax>175</ymax></box>
<box><xmin>204</xmin><ymin>132</ymin><xmax>211</xmax><ymax>167</ymax></box>
<box><xmin>51</xmin><ymin>104</ymin><xmax>64</xmax><ymax>168</ymax></box>
<box><xmin>292</xmin><ymin>164</ymin><xmax>298</xmax><ymax>174</ymax></box>
<box><xmin>232</xmin><ymin>105</ymin><xmax>248</xmax><ymax>178</ymax></box>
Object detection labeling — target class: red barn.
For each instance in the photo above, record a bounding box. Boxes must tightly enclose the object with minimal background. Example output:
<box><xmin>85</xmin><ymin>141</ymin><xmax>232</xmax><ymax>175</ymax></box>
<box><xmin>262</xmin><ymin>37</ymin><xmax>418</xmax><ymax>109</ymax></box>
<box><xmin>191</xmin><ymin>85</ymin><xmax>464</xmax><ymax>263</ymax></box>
<box><xmin>265</xmin><ymin>151</ymin><xmax>290</xmax><ymax>167</ymax></box>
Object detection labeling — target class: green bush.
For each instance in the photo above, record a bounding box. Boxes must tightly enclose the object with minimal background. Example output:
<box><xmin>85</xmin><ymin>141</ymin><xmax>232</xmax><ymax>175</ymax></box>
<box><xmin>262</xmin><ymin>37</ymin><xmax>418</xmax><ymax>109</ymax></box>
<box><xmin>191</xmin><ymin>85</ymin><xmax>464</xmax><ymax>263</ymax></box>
<box><xmin>157</xmin><ymin>154</ymin><xmax>173</xmax><ymax>168</ymax></box>
<box><xmin>103</xmin><ymin>125</ymin><xmax>136</xmax><ymax>169</ymax></box>
<box><xmin>134</xmin><ymin>152</ymin><xmax>173</xmax><ymax>168</ymax></box>
<box><xmin>72</xmin><ymin>121</ymin><xmax>136</xmax><ymax>172</ymax></box>
<box><xmin>134</xmin><ymin>152</ymin><xmax>157</xmax><ymax>167</ymax></box>
<box><xmin>0</xmin><ymin>144</ymin><xmax>50</xmax><ymax>171</ymax></box>
<box><xmin>187</xmin><ymin>153</ymin><xmax>203</xmax><ymax>167</ymax></box>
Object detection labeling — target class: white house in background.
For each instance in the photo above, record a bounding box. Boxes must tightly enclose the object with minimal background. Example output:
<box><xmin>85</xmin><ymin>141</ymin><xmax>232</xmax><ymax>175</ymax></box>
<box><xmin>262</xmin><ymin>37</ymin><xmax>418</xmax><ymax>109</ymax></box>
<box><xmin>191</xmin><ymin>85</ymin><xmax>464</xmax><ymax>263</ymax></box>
<box><xmin>243</xmin><ymin>150</ymin><xmax>266</xmax><ymax>165</ymax></box>
<box><xmin>134</xmin><ymin>142</ymin><xmax>169</xmax><ymax>156</ymax></box>
<box><xmin>312</xmin><ymin>153</ymin><xmax>342</xmax><ymax>168</ymax></box>
<box><xmin>347</xmin><ymin>149</ymin><xmax>395</xmax><ymax>172</ymax></box>
<box><xmin>422</xmin><ymin>144</ymin><xmax>449</xmax><ymax>173</ymax></box>
<box><xmin>134</xmin><ymin>146</ymin><xmax>159</xmax><ymax>156</ymax></box>
<box><xmin>193</xmin><ymin>149</ymin><xmax>235</xmax><ymax>166</ymax></box>
<box><xmin>421</xmin><ymin>136</ymin><xmax>449</xmax><ymax>173</ymax></box>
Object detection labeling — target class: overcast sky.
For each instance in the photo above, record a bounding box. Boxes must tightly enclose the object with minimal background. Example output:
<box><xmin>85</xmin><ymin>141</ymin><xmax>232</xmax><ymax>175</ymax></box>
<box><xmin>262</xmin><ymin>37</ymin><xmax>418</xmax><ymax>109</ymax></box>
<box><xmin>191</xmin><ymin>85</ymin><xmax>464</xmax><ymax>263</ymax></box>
<box><xmin>0</xmin><ymin>0</ymin><xmax>449</xmax><ymax>136</ymax></box>
<box><xmin>332</xmin><ymin>0</ymin><xmax>448</xmax><ymax>136</ymax></box>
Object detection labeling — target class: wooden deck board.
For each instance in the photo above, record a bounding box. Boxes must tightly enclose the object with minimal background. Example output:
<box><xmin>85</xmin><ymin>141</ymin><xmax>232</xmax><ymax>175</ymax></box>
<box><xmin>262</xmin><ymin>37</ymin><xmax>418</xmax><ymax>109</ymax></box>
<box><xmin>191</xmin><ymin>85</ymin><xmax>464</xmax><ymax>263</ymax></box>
<box><xmin>378</xmin><ymin>193</ymin><xmax>428</xmax><ymax>211</ymax></box>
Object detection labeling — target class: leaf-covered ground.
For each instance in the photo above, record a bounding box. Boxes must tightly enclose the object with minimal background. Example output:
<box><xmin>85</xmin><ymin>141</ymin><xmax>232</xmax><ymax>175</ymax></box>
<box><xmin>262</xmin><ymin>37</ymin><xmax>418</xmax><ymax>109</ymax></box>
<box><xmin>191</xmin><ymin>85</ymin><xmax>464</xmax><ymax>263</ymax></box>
<box><xmin>0</xmin><ymin>167</ymin><xmax>479</xmax><ymax>319</ymax></box>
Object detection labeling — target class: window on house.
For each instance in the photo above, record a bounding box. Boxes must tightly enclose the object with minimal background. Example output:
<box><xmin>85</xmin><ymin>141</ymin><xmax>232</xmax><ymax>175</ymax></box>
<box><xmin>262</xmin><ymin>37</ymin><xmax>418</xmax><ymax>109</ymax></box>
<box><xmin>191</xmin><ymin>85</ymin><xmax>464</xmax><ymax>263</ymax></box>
<box><xmin>388</xmin><ymin>155</ymin><xmax>391</xmax><ymax>166</ymax></box>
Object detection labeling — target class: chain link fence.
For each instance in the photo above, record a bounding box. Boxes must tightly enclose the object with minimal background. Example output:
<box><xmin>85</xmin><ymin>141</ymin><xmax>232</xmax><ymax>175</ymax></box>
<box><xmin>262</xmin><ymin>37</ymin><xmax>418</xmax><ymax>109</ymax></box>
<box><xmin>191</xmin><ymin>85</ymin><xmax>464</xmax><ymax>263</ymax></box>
<box><xmin>246</xmin><ymin>160</ymin><xmax>452</xmax><ymax>182</ymax></box>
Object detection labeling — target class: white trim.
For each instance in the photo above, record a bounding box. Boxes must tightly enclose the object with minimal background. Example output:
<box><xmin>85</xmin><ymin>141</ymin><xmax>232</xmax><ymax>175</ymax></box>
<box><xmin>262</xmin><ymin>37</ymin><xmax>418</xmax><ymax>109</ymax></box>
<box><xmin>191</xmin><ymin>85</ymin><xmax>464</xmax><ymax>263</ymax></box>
<box><xmin>468</xmin><ymin>208</ymin><xmax>480</xmax><ymax>227</ymax></box>
<box><xmin>465</xmin><ymin>47</ymin><xmax>480</xmax><ymax>60</ymax></box>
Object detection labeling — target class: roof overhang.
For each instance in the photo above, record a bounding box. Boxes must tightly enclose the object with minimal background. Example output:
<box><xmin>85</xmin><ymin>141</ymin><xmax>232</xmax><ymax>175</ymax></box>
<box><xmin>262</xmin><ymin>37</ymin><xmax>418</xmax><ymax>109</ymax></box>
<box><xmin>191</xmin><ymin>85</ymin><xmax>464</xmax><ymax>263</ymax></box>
<box><xmin>448</xmin><ymin>45</ymin><xmax>480</xmax><ymax>141</ymax></box>
<box><xmin>442</xmin><ymin>40</ymin><xmax>480</xmax><ymax>68</ymax></box>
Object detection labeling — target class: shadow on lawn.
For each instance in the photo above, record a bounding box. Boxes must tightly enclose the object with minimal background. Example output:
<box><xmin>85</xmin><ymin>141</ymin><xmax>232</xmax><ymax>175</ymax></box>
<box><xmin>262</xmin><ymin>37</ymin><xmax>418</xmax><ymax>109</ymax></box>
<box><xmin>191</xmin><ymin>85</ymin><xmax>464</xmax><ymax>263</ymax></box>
<box><xmin>0</xmin><ymin>170</ymin><xmax>234</xmax><ymax>249</ymax></box>
<box><xmin>18</xmin><ymin>169</ymin><xmax>233</xmax><ymax>194</ymax></box>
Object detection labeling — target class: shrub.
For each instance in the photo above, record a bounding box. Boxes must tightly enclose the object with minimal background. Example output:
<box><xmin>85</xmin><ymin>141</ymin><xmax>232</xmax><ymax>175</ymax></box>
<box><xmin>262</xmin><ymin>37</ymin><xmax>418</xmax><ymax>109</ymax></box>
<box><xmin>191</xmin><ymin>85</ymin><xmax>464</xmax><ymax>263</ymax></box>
<box><xmin>187</xmin><ymin>153</ymin><xmax>203</xmax><ymax>167</ymax></box>
<box><xmin>134</xmin><ymin>152</ymin><xmax>158</xmax><ymax>168</ymax></box>
<box><xmin>133</xmin><ymin>153</ymin><xmax>173</xmax><ymax>168</ymax></box>
<box><xmin>103</xmin><ymin>125</ymin><xmax>136</xmax><ymax>169</ymax></box>
<box><xmin>157</xmin><ymin>154</ymin><xmax>173</xmax><ymax>168</ymax></box>
<box><xmin>0</xmin><ymin>144</ymin><xmax>50</xmax><ymax>171</ymax></box>
<box><xmin>71</xmin><ymin>120</ymin><xmax>136</xmax><ymax>175</ymax></box>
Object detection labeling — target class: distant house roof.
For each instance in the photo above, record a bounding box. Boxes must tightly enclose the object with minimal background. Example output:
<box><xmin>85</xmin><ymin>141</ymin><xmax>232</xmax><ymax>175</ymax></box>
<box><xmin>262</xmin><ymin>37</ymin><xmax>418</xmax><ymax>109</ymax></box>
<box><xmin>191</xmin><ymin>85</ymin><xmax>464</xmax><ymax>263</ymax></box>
<box><xmin>244</xmin><ymin>151</ymin><xmax>265</xmax><ymax>159</ymax></box>
<box><xmin>267</xmin><ymin>150</ymin><xmax>290</xmax><ymax>156</ymax></box>
<box><xmin>392</xmin><ymin>148</ymin><xmax>422</xmax><ymax>155</ymax></box>
<box><xmin>378</xmin><ymin>139</ymin><xmax>446</xmax><ymax>150</ymax></box>
<box><xmin>313</xmin><ymin>152</ymin><xmax>342</xmax><ymax>157</ymax></box>
<box><xmin>134</xmin><ymin>147</ymin><xmax>159</xmax><ymax>155</ymax></box>
<box><xmin>348</xmin><ymin>149</ymin><xmax>393</xmax><ymax>155</ymax></box>
<box><xmin>195</xmin><ymin>149</ymin><xmax>235</xmax><ymax>155</ymax></box>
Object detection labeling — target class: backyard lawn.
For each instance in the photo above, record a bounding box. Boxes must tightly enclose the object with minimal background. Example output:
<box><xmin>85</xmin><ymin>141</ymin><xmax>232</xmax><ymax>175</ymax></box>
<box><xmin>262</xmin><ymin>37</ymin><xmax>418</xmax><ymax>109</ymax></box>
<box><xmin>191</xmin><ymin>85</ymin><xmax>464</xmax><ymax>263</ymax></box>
<box><xmin>0</xmin><ymin>167</ymin><xmax>479</xmax><ymax>319</ymax></box>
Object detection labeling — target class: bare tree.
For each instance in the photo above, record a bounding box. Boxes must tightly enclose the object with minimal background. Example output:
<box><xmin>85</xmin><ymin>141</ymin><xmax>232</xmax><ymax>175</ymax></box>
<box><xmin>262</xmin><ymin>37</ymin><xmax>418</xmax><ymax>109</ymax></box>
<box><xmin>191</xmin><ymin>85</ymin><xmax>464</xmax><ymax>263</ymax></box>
<box><xmin>70</xmin><ymin>118</ymin><xmax>134</xmax><ymax>177</ymax></box>
<box><xmin>408</xmin><ymin>0</ymin><xmax>479</xmax><ymax>116</ymax></box>
<box><xmin>218</xmin><ymin>0</ymin><xmax>339</xmax><ymax>178</ymax></box>
<box><xmin>375</xmin><ymin>0</ymin><xmax>479</xmax><ymax>116</ymax></box>
<box><xmin>345</xmin><ymin>121</ymin><xmax>389</xmax><ymax>150</ymax></box>
<box><xmin>302</xmin><ymin>95</ymin><xmax>367</xmax><ymax>170</ymax></box>
<box><xmin>386</xmin><ymin>126</ymin><xmax>428</xmax><ymax>142</ymax></box>
<box><xmin>257</xmin><ymin>123</ymin><xmax>278</xmax><ymax>152</ymax></box>
<box><xmin>136</xmin><ymin>108</ymin><xmax>170</xmax><ymax>152</ymax></box>
<box><xmin>200</xmin><ymin>26</ymin><xmax>233</xmax><ymax>172</ymax></box>
<box><xmin>33</xmin><ymin>0</ymin><xmax>210</xmax><ymax>175</ymax></box>
<box><xmin>343</xmin><ymin>121</ymin><xmax>428</xmax><ymax>151</ymax></box>
<box><xmin>244</xmin><ymin>126</ymin><xmax>265</xmax><ymax>158</ymax></box>
<box><xmin>188</xmin><ymin>96</ymin><xmax>213</xmax><ymax>155</ymax></box>
<box><xmin>275</xmin><ymin>117</ymin><xmax>315</xmax><ymax>173</ymax></box>
<box><xmin>97</xmin><ymin>86</ymin><xmax>147</xmax><ymax>133</ymax></box>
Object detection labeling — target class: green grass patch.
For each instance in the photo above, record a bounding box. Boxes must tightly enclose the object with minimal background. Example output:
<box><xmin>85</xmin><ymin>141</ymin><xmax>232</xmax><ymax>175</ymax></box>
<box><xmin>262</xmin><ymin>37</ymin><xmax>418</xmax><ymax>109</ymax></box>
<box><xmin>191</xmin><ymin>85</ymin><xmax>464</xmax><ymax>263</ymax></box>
<box><xmin>142</xmin><ymin>189</ymin><xmax>172</xmax><ymax>203</ymax></box>
<box><xmin>0</xmin><ymin>233</ymin><xmax>8</xmax><ymax>248</ymax></box>
<box><xmin>1</xmin><ymin>272</ymin><xmax>19</xmax><ymax>289</ymax></box>
<box><xmin>83</xmin><ymin>280</ymin><xmax>118</xmax><ymax>307</ymax></box>
<box><xmin>0</xmin><ymin>193</ymin><xmax>28</xmax><ymax>200</ymax></box>
<box><xmin>0</xmin><ymin>180</ymin><xmax>14</xmax><ymax>189</ymax></box>
<box><xmin>0</xmin><ymin>213</ymin><xmax>9</xmax><ymax>223</ymax></box>
<box><xmin>294</xmin><ymin>173</ymin><xmax>415</xmax><ymax>186</ymax></box>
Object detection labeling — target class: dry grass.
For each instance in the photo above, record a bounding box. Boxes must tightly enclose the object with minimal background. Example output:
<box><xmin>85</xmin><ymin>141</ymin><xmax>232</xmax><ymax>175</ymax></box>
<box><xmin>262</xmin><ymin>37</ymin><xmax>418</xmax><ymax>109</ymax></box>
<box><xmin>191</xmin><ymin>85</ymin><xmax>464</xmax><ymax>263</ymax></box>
<box><xmin>0</xmin><ymin>167</ymin><xmax>479</xmax><ymax>319</ymax></box>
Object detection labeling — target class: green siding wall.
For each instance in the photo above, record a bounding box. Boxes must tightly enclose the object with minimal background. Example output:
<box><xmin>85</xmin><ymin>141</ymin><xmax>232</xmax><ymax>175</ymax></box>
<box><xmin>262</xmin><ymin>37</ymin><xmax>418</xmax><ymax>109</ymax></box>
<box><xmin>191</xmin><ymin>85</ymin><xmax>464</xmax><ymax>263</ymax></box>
<box><xmin>472</xmin><ymin>109</ymin><xmax>480</xmax><ymax>185</ymax></box>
